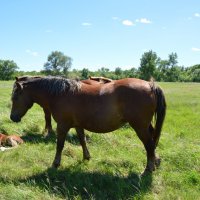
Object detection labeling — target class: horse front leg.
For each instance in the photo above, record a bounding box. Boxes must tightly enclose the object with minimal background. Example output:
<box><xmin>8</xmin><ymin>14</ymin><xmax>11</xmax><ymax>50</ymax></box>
<box><xmin>52</xmin><ymin>124</ymin><xmax>69</xmax><ymax>168</ymax></box>
<box><xmin>75</xmin><ymin>127</ymin><xmax>91</xmax><ymax>160</ymax></box>
<box><xmin>43</xmin><ymin>108</ymin><xmax>53</xmax><ymax>137</ymax></box>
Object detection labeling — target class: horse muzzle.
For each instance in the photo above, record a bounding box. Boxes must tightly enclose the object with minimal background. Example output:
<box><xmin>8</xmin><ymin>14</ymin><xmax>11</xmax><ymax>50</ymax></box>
<box><xmin>10</xmin><ymin>114</ymin><xmax>21</xmax><ymax>123</ymax></box>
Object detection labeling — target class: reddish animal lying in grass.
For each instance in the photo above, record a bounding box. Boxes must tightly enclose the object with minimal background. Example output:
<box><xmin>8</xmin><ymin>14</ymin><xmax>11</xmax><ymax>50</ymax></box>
<box><xmin>0</xmin><ymin>133</ymin><xmax>24</xmax><ymax>147</ymax></box>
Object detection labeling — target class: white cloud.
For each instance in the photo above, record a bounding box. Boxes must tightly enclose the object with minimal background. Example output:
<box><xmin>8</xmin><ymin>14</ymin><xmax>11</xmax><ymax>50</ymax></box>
<box><xmin>136</xmin><ymin>18</ymin><xmax>152</xmax><ymax>24</ymax></box>
<box><xmin>191</xmin><ymin>47</ymin><xmax>200</xmax><ymax>52</ymax></box>
<box><xmin>194</xmin><ymin>13</ymin><xmax>200</xmax><ymax>17</ymax></box>
<box><xmin>26</xmin><ymin>49</ymin><xmax>39</xmax><ymax>57</ymax></box>
<box><xmin>122</xmin><ymin>20</ymin><xmax>134</xmax><ymax>26</ymax></box>
<box><xmin>82</xmin><ymin>22</ymin><xmax>92</xmax><ymax>26</ymax></box>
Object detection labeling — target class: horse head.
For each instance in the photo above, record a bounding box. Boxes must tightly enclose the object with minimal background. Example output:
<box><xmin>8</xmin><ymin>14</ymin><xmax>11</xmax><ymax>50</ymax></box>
<box><xmin>10</xmin><ymin>77</ymin><xmax>34</xmax><ymax>122</ymax></box>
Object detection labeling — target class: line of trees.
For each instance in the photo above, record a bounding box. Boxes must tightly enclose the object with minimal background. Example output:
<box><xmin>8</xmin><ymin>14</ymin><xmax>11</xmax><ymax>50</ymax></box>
<box><xmin>0</xmin><ymin>50</ymin><xmax>199</xmax><ymax>82</ymax></box>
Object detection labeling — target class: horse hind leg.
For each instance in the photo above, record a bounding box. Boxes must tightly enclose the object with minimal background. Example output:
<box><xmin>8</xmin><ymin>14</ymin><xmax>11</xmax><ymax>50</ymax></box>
<box><xmin>149</xmin><ymin>124</ymin><xmax>161</xmax><ymax>167</ymax></box>
<box><xmin>130</xmin><ymin>123</ymin><xmax>156</xmax><ymax>174</ymax></box>
<box><xmin>75</xmin><ymin>127</ymin><xmax>91</xmax><ymax>160</ymax></box>
<box><xmin>149</xmin><ymin>123</ymin><xmax>160</xmax><ymax>148</ymax></box>
<box><xmin>43</xmin><ymin>108</ymin><xmax>53</xmax><ymax>138</ymax></box>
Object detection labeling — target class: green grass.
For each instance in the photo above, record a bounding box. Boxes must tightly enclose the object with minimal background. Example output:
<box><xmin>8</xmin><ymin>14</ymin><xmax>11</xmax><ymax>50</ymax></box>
<box><xmin>0</xmin><ymin>81</ymin><xmax>200</xmax><ymax>200</ymax></box>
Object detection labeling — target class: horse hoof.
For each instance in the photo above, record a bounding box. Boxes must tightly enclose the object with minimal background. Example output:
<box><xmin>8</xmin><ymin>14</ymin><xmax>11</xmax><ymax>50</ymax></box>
<box><xmin>83</xmin><ymin>155</ymin><xmax>91</xmax><ymax>161</ymax></box>
<box><xmin>51</xmin><ymin>164</ymin><xmax>59</xmax><ymax>169</ymax></box>
<box><xmin>44</xmin><ymin>134</ymin><xmax>50</xmax><ymax>139</ymax></box>
<box><xmin>51</xmin><ymin>162</ymin><xmax>60</xmax><ymax>169</ymax></box>
<box><xmin>43</xmin><ymin>129</ymin><xmax>54</xmax><ymax>138</ymax></box>
<box><xmin>155</xmin><ymin>157</ymin><xmax>161</xmax><ymax>167</ymax></box>
<box><xmin>140</xmin><ymin>169</ymin><xmax>152</xmax><ymax>177</ymax></box>
<box><xmin>83</xmin><ymin>151</ymin><xmax>91</xmax><ymax>160</ymax></box>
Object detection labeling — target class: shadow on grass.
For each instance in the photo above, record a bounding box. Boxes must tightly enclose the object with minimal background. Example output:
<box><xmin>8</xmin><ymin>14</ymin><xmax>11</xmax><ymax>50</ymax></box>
<box><xmin>10</xmin><ymin>163</ymin><xmax>152</xmax><ymax>199</ymax></box>
<box><xmin>21</xmin><ymin>128</ymin><xmax>91</xmax><ymax>146</ymax></box>
<box><xmin>66</xmin><ymin>132</ymin><xmax>91</xmax><ymax>146</ymax></box>
<box><xmin>17</xmin><ymin>127</ymin><xmax>152</xmax><ymax>197</ymax></box>
<box><xmin>21</xmin><ymin>131</ymin><xmax>57</xmax><ymax>144</ymax></box>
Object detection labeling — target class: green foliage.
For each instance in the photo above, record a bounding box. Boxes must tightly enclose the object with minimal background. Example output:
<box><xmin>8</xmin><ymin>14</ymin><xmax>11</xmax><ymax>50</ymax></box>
<box><xmin>124</xmin><ymin>67</ymin><xmax>139</xmax><ymax>78</ymax></box>
<box><xmin>80</xmin><ymin>68</ymin><xmax>90</xmax><ymax>79</ymax></box>
<box><xmin>115</xmin><ymin>67</ymin><xmax>122</xmax><ymax>76</ymax></box>
<box><xmin>192</xmin><ymin>69</ymin><xmax>200</xmax><ymax>82</ymax></box>
<box><xmin>43</xmin><ymin>51</ymin><xmax>72</xmax><ymax>76</ymax></box>
<box><xmin>185</xmin><ymin>64</ymin><xmax>200</xmax><ymax>82</ymax></box>
<box><xmin>98</xmin><ymin>67</ymin><xmax>110</xmax><ymax>77</ymax></box>
<box><xmin>168</xmin><ymin>52</ymin><xmax>178</xmax><ymax>67</ymax></box>
<box><xmin>14</xmin><ymin>71</ymin><xmax>45</xmax><ymax>78</ymax></box>
<box><xmin>156</xmin><ymin>52</ymin><xmax>181</xmax><ymax>82</ymax></box>
<box><xmin>138</xmin><ymin>50</ymin><xmax>159</xmax><ymax>80</ymax></box>
<box><xmin>1</xmin><ymin>50</ymin><xmax>200</xmax><ymax>82</ymax></box>
<box><xmin>0</xmin><ymin>60</ymin><xmax>18</xmax><ymax>80</ymax></box>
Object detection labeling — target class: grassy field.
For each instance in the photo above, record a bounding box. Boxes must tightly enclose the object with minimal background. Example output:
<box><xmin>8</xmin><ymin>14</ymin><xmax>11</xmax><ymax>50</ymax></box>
<box><xmin>0</xmin><ymin>80</ymin><xmax>199</xmax><ymax>200</ymax></box>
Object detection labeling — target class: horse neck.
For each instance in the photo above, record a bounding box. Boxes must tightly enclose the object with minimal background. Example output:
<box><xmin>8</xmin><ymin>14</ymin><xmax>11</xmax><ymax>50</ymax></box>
<box><xmin>28</xmin><ymin>86</ymin><xmax>51</xmax><ymax>109</ymax></box>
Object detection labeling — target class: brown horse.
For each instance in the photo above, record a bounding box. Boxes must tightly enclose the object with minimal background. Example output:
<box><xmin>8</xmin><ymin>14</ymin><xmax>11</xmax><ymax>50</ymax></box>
<box><xmin>8</xmin><ymin>75</ymin><xmax>111</xmax><ymax>137</ymax></box>
<box><xmin>11</xmin><ymin>76</ymin><xmax>113</xmax><ymax>137</ymax></box>
<box><xmin>10</xmin><ymin>76</ymin><xmax>166</xmax><ymax>174</ymax></box>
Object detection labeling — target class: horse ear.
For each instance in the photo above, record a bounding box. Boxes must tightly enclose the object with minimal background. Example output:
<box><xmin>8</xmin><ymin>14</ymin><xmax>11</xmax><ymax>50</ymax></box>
<box><xmin>16</xmin><ymin>82</ymin><xmax>23</xmax><ymax>90</ymax></box>
<box><xmin>15</xmin><ymin>77</ymin><xmax>19</xmax><ymax>81</ymax></box>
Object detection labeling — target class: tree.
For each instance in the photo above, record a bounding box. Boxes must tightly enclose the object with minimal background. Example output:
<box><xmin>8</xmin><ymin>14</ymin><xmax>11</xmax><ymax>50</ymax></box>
<box><xmin>156</xmin><ymin>59</ymin><xmax>168</xmax><ymax>81</ymax></box>
<box><xmin>156</xmin><ymin>52</ymin><xmax>180</xmax><ymax>81</ymax></box>
<box><xmin>121</xmin><ymin>67</ymin><xmax>139</xmax><ymax>78</ymax></box>
<box><xmin>81</xmin><ymin>68</ymin><xmax>90</xmax><ymax>79</ymax></box>
<box><xmin>186</xmin><ymin>64</ymin><xmax>200</xmax><ymax>82</ymax></box>
<box><xmin>168</xmin><ymin>52</ymin><xmax>178</xmax><ymax>67</ymax></box>
<box><xmin>192</xmin><ymin>68</ymin><xmax>200</xmax><ymax>82</ymax></box>
<box><xmin>44</xmin><ymin>51</ymin><xmax>72</xmax><ymax>76</ymax></box>
<box><xmin>138</xmin><ymin>50</ymin><xmax>159</xmax><ymax>80</ymax></box>
<box><xmin>115</xmin><ymin>67</ymin><xmax>122</xmax><ymax>76</ymax></box>
<box><xmin>166</xmin><ymin>66</ymin><xmax>182</xmax><ymax>82</ymax></box>
<box><xmin>98</xmin><ymin>67</ymin><xmax>110</xmax><ymax>76</ymax></box>
<box><xmin>0</xmin><ymin>60</ymin><xmax>18</xmax><ymax>80</ymax></box>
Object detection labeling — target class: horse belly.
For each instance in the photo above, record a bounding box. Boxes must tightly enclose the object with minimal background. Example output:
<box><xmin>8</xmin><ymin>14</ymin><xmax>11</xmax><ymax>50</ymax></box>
<box><xmin>80</xmin><ymin>112</ymin><xmax>125</xmax><ymax>133</ymax></box>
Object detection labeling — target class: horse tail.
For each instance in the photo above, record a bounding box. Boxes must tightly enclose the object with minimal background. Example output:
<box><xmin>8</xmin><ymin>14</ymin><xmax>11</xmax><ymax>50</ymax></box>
<box><xmin>153</xmin><ymin>84</ymin><xmax>166</xmax><ymax>147</ymax></box>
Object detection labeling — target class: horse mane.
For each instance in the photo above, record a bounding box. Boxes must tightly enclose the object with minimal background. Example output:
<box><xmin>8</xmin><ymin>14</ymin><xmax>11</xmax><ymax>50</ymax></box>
<box><xmin>17</xmin><ymin>76</ymin><xmax>81</xmax><ymax>96</ymax></box>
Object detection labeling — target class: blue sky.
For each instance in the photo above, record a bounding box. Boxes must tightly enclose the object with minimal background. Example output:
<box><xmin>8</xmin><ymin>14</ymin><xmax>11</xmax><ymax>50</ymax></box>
<box><xmin>0</xmin><ymin>0</ymin><xmax>200</xmax><ymax>71</ymax></box>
